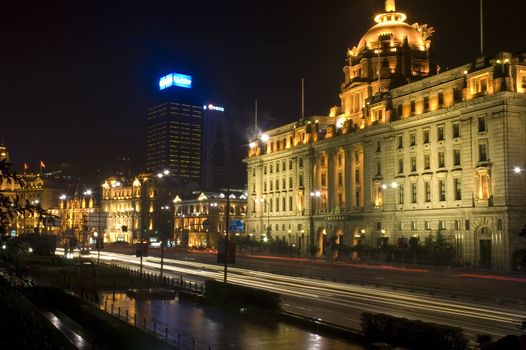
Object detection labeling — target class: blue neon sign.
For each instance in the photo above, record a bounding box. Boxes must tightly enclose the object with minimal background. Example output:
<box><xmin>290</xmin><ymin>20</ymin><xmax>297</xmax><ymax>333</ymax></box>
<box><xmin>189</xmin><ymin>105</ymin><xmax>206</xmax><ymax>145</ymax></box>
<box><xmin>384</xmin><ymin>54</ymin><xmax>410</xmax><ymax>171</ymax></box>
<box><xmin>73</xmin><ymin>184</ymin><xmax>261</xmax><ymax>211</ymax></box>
<box><xmin>159</xmin><ymin>73</ymin><xmax>192</xmax><ymax>90</ymax></box>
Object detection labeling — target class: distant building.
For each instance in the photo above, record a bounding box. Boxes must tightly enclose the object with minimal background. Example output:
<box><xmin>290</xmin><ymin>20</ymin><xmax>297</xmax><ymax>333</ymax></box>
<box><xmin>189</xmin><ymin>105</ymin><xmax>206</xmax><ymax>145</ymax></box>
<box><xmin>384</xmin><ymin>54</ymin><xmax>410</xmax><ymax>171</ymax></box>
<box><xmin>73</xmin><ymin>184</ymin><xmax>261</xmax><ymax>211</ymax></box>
<box><xmin>173</xmin><ymin>190</ymin><xmax>247</xmax><ymax>248</ymax></box>
<box><xmin>101</xmin><ymin>173</ymin><xmax>181</xmax><ymax>244</ymax></box>
<box><xmin>202</xmin><ymin>103</ymin><xmax>229</xmax><ymax>190</ymax></box>
<box><xmin>245</xmin><ymin>0</ymin><xmax>526</xmax><ymax>270</ymax></box>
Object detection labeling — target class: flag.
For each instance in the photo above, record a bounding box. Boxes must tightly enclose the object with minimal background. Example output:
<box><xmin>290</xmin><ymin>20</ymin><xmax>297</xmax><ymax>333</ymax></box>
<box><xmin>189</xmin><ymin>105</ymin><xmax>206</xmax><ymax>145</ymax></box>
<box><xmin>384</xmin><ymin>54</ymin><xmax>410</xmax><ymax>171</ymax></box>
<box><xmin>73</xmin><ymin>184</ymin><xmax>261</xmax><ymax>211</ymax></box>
<box><xmin>40</xmin><ymin>160</ymin><xmax>46</xmax><ymax>168</ymax></box>
<box><xmin>24</xmin><ymin>162</ymin><xmax>28</xmax><ymax>171</ymax></box>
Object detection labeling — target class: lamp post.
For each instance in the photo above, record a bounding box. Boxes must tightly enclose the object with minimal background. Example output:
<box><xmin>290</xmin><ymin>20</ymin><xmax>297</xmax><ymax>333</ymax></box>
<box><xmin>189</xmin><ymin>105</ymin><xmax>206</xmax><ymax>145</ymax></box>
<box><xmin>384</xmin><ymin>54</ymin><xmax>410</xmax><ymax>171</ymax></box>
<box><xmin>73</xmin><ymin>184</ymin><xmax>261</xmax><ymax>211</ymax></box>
<box><xmin>159</xmin><ymin>204</ymin><xmax>172</xmax><ymax>279</ymax></box>
<box><xmin>256</xmin><ymin>198</ymin><xmax>271</xmax><ymax>241</ymax></box>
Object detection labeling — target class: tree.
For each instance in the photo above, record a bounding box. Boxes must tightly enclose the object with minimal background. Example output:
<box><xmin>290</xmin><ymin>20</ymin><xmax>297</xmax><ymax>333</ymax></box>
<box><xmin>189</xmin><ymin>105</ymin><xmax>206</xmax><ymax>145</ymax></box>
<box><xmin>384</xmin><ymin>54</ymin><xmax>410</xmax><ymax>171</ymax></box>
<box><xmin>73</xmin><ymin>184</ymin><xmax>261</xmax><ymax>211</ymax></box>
<box><xmin>0</xmin><ymin>159</ymin><xmax>51</xmax><ymax>237</ymax></box>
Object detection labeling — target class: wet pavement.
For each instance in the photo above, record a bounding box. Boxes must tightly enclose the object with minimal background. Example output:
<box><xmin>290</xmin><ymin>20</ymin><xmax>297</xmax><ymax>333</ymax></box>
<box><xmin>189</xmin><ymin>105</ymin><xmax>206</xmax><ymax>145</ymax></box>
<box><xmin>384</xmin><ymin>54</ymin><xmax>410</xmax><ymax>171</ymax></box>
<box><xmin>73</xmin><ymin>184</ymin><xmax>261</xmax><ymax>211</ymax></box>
<box><xmin>99</xmin><ymin>292</ymin><xmax>364</xmax><ymax>350</ymax></box>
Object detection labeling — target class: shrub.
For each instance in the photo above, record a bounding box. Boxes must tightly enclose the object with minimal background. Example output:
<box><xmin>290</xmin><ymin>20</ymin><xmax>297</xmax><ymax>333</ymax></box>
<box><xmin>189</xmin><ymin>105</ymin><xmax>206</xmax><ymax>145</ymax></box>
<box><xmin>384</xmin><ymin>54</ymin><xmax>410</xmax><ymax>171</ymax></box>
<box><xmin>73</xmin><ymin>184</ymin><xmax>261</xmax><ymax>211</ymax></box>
<box><xmin>361</xmin><ymin>312</ymin><xmax>468</xmax><ymax>350</ymax></box>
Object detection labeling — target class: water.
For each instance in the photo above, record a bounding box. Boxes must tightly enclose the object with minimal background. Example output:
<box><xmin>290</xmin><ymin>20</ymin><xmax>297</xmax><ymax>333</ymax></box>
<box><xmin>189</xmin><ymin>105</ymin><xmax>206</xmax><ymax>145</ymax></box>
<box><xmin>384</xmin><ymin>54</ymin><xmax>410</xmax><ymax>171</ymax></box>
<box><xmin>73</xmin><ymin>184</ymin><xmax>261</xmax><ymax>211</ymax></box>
<box><xmin>100</xmin><ymin>292</ymin><xmax>364</xmax><ymax>350</ymax></box>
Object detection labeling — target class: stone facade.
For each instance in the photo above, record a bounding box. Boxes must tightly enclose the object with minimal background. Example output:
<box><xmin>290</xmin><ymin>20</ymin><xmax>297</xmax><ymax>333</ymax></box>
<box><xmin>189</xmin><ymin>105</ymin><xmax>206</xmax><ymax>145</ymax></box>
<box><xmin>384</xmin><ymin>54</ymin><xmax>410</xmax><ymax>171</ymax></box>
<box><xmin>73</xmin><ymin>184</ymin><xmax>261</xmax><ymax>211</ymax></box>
<box><xmin>245</xmin><ymin>1</ymin><xmax>526</xmax><ymax>270</ymax></box>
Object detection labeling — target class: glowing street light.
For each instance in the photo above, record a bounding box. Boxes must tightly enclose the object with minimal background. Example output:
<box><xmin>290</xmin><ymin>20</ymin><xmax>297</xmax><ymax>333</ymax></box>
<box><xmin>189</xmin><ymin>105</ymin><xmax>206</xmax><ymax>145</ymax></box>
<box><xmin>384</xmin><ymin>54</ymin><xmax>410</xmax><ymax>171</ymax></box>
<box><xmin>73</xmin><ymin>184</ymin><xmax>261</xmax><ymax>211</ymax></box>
<box><xmin>59</xmin><ymin>194</ymin><xmax>67</xmax><ymax>200</ymax></box>
<box><xmin>163</xmin><ymin>169</ymin><xmax>170</xmax><ymax>175</ymax></box>
<box><xmin>83</xmin><ymin>189</ymin><xmax>92</xmax><ymax>196</ymax></box>
<box><xmin>514</xmin><ymin>166</ymin><xmax>522</xmax><ymax>174</ymax></box>
<box><xmin>260</xmin><ymin>134</ymin><xmax>270</xmax><ymax>143</ymax></box>
<box><xmin>249</xmin><ymin>141</ymin><xmax>257</xmax><ymax>148</ymax></box>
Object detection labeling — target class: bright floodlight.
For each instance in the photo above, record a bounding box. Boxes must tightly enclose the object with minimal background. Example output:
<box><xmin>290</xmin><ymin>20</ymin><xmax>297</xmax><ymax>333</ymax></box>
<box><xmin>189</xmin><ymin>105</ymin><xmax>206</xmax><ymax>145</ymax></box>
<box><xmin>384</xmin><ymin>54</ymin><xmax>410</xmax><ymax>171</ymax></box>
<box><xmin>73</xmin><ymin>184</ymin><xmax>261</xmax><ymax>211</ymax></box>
<box><xmin>157</xmin><ymin>173</ymin><xmax>164</xmax><ymax>178</ymax></box>
<box><xmin>59</xmin><ymin>194</ymin><xmax>67</xmax><ymax>200</ymax></box>
<box><xmin>391</xmin><ymin>182</ymin><xmax>398</xmax><ymax>188</ymax></box>
<box><xmin>249</xmin><ymin>142</ymin><xmax>257</xmax><ymax>148</ymax></box>
<box><xmin>84</xmin><ymin>190</ymin><xmax>92</xmax><ymax>196</ymax></box>
<box><xmin>381</xmin><ymin>184</ymin><xmax>387</xmax><ymax>190</ymax></box>
<box><xmin>260</xmin><ymin>134</ymin><xmax>270</xmax><ymax>142</ymax></box>
<box><xmin>514</xmin><ymin>167</ymin><xmax>522</xmax><ymax>174</ymax></box>
<box><xmin>163</xmin><ymin>169</ymin><xmax>170</xmax><ymax>175</ymax></box>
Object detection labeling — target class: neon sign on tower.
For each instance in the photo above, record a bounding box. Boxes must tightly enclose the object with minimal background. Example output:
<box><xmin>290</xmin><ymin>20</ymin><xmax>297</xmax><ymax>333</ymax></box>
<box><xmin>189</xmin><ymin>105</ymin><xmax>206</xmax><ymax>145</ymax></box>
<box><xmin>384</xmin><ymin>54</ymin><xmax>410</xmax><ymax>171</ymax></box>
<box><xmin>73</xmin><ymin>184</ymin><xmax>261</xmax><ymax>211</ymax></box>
<box><xmin>159</xmin><ymin>73</ymin><xmax>192</xmax><ymax>90</ymax></box>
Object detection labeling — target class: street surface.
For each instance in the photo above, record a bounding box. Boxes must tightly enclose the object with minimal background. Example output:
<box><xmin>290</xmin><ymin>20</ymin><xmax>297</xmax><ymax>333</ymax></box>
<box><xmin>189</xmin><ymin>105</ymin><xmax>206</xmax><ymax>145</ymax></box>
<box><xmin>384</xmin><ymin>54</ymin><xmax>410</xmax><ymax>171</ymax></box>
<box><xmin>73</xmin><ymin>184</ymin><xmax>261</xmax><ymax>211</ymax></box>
<box><xmin>84</xmin><ymin>248</ymin><xmax>526</xmax><ymax>340</ymax></box>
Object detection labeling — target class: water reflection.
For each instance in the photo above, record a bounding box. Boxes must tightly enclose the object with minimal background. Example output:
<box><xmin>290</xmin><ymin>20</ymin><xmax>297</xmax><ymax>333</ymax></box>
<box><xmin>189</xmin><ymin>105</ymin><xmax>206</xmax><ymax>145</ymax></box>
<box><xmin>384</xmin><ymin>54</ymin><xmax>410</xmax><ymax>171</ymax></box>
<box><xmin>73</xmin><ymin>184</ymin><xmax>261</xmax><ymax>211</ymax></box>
<box><xmin>100</xmin><ymin>292</ymin><xmax>364</xmax><ymax>350</ymax></box>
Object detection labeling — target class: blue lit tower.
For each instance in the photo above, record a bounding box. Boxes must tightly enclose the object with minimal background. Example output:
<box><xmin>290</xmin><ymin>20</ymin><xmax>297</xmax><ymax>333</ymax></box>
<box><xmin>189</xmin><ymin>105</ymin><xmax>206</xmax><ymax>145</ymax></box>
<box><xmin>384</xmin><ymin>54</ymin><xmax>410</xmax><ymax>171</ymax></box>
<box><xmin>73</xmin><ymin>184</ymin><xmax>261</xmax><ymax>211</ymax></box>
<box><xmin>146</xmin><ymin>73</ymin><xmax>203</xmax><ymax>185</ymax></box>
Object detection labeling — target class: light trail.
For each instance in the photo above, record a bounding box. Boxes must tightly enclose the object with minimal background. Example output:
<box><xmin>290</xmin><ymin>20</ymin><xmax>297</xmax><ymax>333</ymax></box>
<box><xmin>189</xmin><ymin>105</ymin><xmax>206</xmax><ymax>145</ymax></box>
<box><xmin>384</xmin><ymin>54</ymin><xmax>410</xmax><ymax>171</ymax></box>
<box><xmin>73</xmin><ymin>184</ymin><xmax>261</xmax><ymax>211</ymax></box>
<box><xmin>59</xmin><ymin>249</ymin><xmax>523</xmax><ymax>338</ymax></box>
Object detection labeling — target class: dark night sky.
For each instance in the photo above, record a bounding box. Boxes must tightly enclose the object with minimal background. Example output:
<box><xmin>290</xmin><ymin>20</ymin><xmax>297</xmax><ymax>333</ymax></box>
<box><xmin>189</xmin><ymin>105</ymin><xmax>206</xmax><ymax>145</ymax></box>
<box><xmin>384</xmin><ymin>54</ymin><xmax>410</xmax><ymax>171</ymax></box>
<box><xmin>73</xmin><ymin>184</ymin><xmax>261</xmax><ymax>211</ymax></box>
<box><xmin>2</xmin><ymin>0</ymin><xmax>525</xmax><ymax>185</ymax></box>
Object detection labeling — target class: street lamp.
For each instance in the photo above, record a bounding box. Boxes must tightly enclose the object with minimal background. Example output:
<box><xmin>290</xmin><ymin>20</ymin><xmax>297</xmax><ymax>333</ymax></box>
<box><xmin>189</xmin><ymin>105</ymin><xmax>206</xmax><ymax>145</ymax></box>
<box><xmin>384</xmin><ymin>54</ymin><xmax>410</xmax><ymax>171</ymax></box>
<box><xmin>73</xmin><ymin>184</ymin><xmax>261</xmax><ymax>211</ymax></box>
<box><xmin>514</xmin><ymin>166</ymin><xmax>522</xmax><ymax>174</ymax></box>
<box><xmin>159</xmin><ymin>204</ymin><xmax>172</xmax><ymax>279</ymax></box>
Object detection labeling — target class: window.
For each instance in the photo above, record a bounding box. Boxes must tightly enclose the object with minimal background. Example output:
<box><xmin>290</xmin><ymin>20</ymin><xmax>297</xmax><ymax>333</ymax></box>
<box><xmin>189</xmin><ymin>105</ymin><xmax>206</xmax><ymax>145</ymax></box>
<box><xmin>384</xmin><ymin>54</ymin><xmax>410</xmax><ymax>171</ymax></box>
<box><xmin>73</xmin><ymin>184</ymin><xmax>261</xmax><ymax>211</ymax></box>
<box><xmin>376</xmin><ymin>222</ymin><xmax>382</xmax><ymax>231</ymax></box>
<box><xmin>411</xmin><ymin>221</ymin><xmax>417</xmax><ymax>231</ymax></box>
<box><xmin>439</xmin><ymin>221</ymin><xmax>446</xmax><ymax>230</ymax></box>
<box><xmin>398</xmin><ymin>135</ymin><xmax>403</xmax><ymax>149</ymax></box>
<box><xmin>465</xmin><ymin>220</ymin><xmax>470</xmax><ymax>230</ymax></box>
<box><xmin>338</xmin><ymin>173</ymin><xmax>343</xmax><ymax>187</ymax></box>
<box><xmin>282</xmin><ymin>161</ymin><xmax>286</xmax><ymax>171</ymax></box>
<box><xmin>453</xmin><ymin>149</ymin><xmax>461</xmax><ymax>166</ymax></box>
<box><xmin>355</xmin><ymin>191</ymin><xmax>360</xmax><ymax>207</ymax></box>
<box><xmin>438</xmin><ymin>92</ymin><xmax>444</xmax><ymax>106</ymax></box>
<box><xmin>437</xmin><ymin>125</ymin><xmax>445</xmax><ymax>141</ymax></box>
<box><xmin>276</xmin><ymin>198</ymin><xmax>279</xmax><ymax>212</ymax></box>
<box><xmin>478</xmin><ymin>116</ymin><xmax>487</xmax><ymax>132</ymax></box>
<box><xmin>410</xmin><ymin>100</ymin><xmax>416</xmax><ymax>115</ymax></box>
<box><xmin>425</xmin><ymin>221</ymin><xmax>431</xmax><ymax>230</ymax></box>
<box><xmin>478</xmin><ymin>173</ymin><xmax>491</xmax><ymax>199</ymax></box>
<box><xmin>410</xmin><ymin>156</ymin><xmax>417</xmax><ymax>172</ymax></box>
<box><xmin>270</xmin><ymin>181</ymin><xmax>273</xmax><ymax>191</ymax></box>
<box><xmin>376</xmin><ymin>140</ymin><xmax>381</xmax><ymax>152</ymax></box>
<box><xmin>479</xmin><ymin>143</ymin><xmax>488</xmax><ymax>162</ymax></box>
<box><xmin>282</xmin><ymin>178</ymin><xmax>286</xmax><ymax>189</ymax></box>
<box><xmin>252</xmin><ymin>168</ymin><xmax>256</xmax><ymax>176</ymax></box>
<box><xmin>299</xmin><ymin>157</ymin><xmax>303</xmax><ymax>168</ymax></box>
<box><xmin>424</xmin><ymin>154</ymin><xmax>430</xmax><ymax>170</ymax></box>
<box><xmin>410</xmin><ymin>132</ymin><xmax>416</xmax><ymax>146</ymax></box>
<box><xmin>454</xmin><ymin>220</ymin><xmax>460</xmax><ymax>230</ymax></box>
<box><xmin>376</xmin><ymin>160</ymin><xmax>382</xmax><ymax>176</ymax></box>
<box><xmin>397</xmin><ymin>104</ymin><xmax>403</xmax><ymax>117</ymax></box>
<box><xmin>264</xmin><ymin>182</ymin><xmax>267</xmax><ymax>192</ymax></box>
<box><xmin>398</xmin><ymin>184</ymin><xmax>404</xmax><ymax>204</ymax></box>
<box><xmin>321</xmin><ymin>174</ymin><xmax>326</xmax><ymax>187</ymax></box>
<box><xmin>270</xmin><ymin>200</ymin><xmax>273</xmax><ymax>212</ymax></box>
<box><xmin>454</xmin><ymin>178</ymin><xmax>462</xmax><ymax>200</ymax></box>
<box><xmin>299</xmin><ymin>174</ymin><xmax>304</xmax><ymax>187</ymax></box>
<box><xmin>276</xmin><ymin>162</ymin><xmax>280</xmax><ymax>172</ymax></box>
<box><xmin>423</xmin><ymin>129</ymin><xmax>430</xmax><ymax>144</ymax></box>
<box><xmin>282</xmin><ymin>197</ymin><xmax>286</xmax><ymax>212</ymax></box>
<box><xmin>289</xmin><ymin>160</ymin><xmax>293</xmax><ymax>170</ymax></box>
<box><xmin>411</xmin><ymin>183</ymin><xmax>417</xmax><ymax>203</ymax></box>
<box><xmin>425</xmin><ymin>182</ymin><xmax>431</xmax><ymax>202</ymax></box>
<box><xmin>398</xmin><ymin>158</ymin><xmax>404</xmax><ymax>174</ymax></box>
<box><xmin>424</xmin><ymin>96</ymin><xmax>430</xmax><ymax>111</ymax></box>
<box><xmin>439</xmin><ymin>180</ymin><xmax>446</xmax><ymax>201</ymax></box>
<box><xmin>276</xmin><ymin>179</ymin><xmax>279</xmax><ymax>190</ymax></box>
<box><xmin>453</xmin><ymin>123</ymin><xmax>460</xmax><ymax>138</ymax></box>
<box><xmin>355</xmin><ymin>169</ymin><xmax>360</xmax><ymax>184</ymax></box>
<box><xmin>289</xmin><ymin>177</ymin><xmax>292</xmax><ymax>189</ymax></box>
<box><xmin>497</xmin><ymin>218</ymin><xmax>503</xmax><ymax>231</ymax></box>
<box><xmin>438</xmin><ymin>151</ymin><xmax>445</xmax><ymax>168</ymax></box>
<box><xmin>338</xmin><ymin>153</ymin><xmax>343</xmax><ymax>166</ymax></box>
<box><xmin>270</xmin><ymin>164</ymin><xmax>273</xmax><ymax>173</ymax></box>
<box><xmin>289</xmin><ymin>196</ymin><xmax>293</xmax><ymax>211</ymax></box>
<box><xmin>264</xmin><ymin>166</ymin><xmax>267</xmax><ymax>175</ymax></box>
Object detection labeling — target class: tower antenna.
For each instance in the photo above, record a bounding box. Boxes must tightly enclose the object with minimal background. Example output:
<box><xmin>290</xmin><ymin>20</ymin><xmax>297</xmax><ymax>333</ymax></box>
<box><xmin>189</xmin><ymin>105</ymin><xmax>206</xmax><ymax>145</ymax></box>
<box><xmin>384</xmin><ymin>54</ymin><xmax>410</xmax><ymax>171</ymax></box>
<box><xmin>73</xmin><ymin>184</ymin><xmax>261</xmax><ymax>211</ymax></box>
<box><xmin>254</xmin><ymin>99</ymin><xmax>258</xmax><ymax>136</ymax></box>
<box><xmin>480</xmin><ymin>0</ymin><xmax>484</xmax><ymax>56</ymax></box>
<box><xmin>301</xmin><ymin>78</ymin><xmax>305</xmax><ymax>121</ymax></box>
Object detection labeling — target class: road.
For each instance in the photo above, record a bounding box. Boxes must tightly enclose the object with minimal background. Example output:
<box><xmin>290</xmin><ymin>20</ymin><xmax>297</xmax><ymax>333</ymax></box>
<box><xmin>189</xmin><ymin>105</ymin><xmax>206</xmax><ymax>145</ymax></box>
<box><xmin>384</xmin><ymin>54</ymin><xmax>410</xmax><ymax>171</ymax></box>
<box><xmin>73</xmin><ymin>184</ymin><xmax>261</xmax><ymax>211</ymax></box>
<box><xmin>83</xmin><ymin>249</ymin><xmax>525</xmax><ymax>340</ymax></box>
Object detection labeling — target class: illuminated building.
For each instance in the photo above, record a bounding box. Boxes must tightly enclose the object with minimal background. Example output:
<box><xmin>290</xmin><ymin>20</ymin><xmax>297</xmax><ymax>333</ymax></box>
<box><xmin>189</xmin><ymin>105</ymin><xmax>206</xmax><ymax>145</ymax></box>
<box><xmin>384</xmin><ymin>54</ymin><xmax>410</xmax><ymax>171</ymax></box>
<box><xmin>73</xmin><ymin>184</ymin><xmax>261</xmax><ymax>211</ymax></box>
<box><xmin>202</xmin><ymin>103</ymin><xmax>229</xmax><ymax>190</ymax></box>
<box><xmin>0</xmin><ymin>144</ymin><xmax>9</xmax><ymax>162</ymax></box>
<box><xmin>146</xmin><ymin>72</ymin><xmax>203</xmax><ymax>184</ymax></box>
<box><xmin>173</xmin><ymin>190</ymin><xmax>247</xmax><ymax>248</ymax></box>
<box><xmin>245</xmin><ymin>0</ymin><xmax>526</xmax><ymax>270</ymax></box>
<box><xmin>101</xmin><ymin>173</ymin><xmax>180</xmax><ymax>244</ymax></box>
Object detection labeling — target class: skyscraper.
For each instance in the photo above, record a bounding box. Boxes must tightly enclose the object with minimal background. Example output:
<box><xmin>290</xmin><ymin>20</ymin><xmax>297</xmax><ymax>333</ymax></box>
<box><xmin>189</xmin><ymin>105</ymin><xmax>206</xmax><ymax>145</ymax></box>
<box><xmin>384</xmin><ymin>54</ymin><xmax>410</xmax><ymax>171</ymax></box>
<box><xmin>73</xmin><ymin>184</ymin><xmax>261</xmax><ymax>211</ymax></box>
<box><xmin>146</xmin><ymin>73</ymin><xmax>203</xmax><ymax>185</ymax></box>
<box><xmin>202</xmin><ymin>103</ymin><xmax>229</xmax><ymax>190</ymax></box>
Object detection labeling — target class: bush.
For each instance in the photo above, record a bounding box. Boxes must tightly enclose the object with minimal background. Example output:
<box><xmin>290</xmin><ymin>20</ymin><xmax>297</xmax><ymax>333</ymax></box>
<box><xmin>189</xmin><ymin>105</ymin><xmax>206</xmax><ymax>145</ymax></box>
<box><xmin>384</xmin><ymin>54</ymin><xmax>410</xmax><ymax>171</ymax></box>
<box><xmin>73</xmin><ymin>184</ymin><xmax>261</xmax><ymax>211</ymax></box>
<box><xmin>361</xmin><ymin>313</ymin><xmax>468</xmax><ymax>350</ymax></box>
<box><xmin>205</xmin><ymin>280</ymin><xmax>281</xmax><ymax>310</ymax></box>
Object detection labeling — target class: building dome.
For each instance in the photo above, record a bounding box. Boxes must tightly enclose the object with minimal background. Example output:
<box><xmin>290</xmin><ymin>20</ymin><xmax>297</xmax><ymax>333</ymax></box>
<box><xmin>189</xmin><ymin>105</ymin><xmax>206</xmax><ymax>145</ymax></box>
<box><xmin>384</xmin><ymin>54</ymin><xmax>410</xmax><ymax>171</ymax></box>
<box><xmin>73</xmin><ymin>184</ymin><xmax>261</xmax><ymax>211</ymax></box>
<box><xmin>356</xmin><ymin>21</ymin><xmax>426</xmax><ymax>53</ymax></box>
<box><xmin>351</xmin><ymin>0</ymin><xmax>430</xmax><ymax>56</ymax></box>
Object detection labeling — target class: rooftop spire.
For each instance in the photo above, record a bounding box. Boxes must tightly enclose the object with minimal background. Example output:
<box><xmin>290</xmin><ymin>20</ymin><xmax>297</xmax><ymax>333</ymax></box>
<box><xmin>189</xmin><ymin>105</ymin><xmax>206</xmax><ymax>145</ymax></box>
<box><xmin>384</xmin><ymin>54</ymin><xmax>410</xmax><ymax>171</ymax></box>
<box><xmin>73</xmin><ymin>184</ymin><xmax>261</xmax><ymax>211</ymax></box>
<box><xmin>385</xmin><ymin>0</ymin><xmax>396</xmax><ymax>12</ymax></box>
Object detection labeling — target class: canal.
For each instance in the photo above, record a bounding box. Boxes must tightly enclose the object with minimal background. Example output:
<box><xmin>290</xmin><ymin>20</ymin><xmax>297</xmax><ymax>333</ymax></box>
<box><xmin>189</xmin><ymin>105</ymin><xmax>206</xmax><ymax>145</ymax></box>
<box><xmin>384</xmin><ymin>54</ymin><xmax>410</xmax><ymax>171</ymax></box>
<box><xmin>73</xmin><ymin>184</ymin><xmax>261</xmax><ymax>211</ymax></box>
<box><xmin>100</xmin><ymin>292</ymin><xmax>364</xmax><ymax>350</ymax></box>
